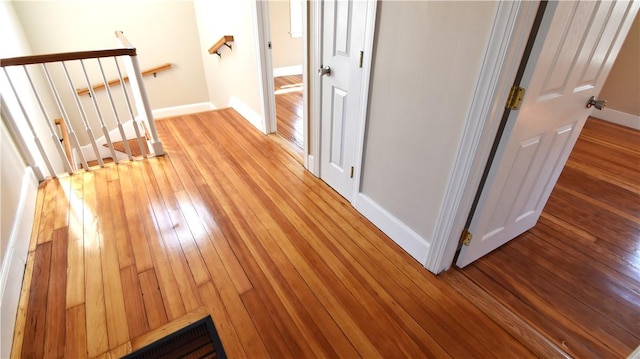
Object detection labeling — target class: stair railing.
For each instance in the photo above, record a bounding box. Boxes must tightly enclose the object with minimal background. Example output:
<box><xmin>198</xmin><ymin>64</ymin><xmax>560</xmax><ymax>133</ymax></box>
<box><xmin>0</xmin><ymin>32</ymin><xmax>164</xmax><ymax>179</ymax></box>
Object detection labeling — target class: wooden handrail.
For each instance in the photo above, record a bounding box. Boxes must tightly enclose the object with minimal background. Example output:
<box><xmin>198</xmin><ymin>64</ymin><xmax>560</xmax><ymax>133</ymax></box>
<box><xmin>0</xmin><ymin>48</ymin><xmax>136</xmax><ymax>67</ymax></box>
<box><xmin>54</xmin><ymin>118</ymin><xmax>72</xmax><ymax>164</ymax></box>
<box><xmin>208</xmin><ymin>35</ymin><xmax>234</xmax><ymax>56</ymax></box>
<box><xmin>76</xmin><ymin>63</ymin><xmax>172</xmax><ymax>96</ymax></box>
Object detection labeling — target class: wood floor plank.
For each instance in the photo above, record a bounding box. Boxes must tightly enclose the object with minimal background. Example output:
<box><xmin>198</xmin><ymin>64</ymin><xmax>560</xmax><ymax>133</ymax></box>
<box><xmin>239</xmin><ymin>288</ymin><xmax>294</xmax><ymax>358</ymax></box>
<box><xmin>28</xmin><ymin>181</ymin><xmax>47</xmax><ymax>253</ymax></box>
<box><xmin>159</xmin><ymin>128</ymin><xmax>253</xmax><ymax>295</ymax></box>
<box><xmin>44</xmin><ymin>228</ymin><xmax>68</xmax><ymax>359</ymax></box>
<box><xmin>83</xmin><ymin>171</ymin><xmax>109</xmax><ymax>358</ymax></box>
<box><xmin>116</xmin><ymin>163</ymin><xmax>154</xmax><ymax>273</ymax></box>
<box><xmin>142</xmin><ymin>160</ymin><xmax>201</xmax><ymax>314</ymax></box>
<box><xmin>95</xmin><ymin>169</ymin><xmax>130</xmax><ymax>349</ymax></box>
<box><xmin>10</xmin><ymin>251</ymin><xmax>35</xmax><ymax>358</ymax></box>
<box><xmin>66</xmin><ymin>174</ymin><xmax>85</xmax><ymax>309</ymax></box>
<box><xmin>22</xmin><ymin>241</ymin><xmax>52</xmax><ymax>359</ymax></box>
<box><xmin>119</xmin><ymin>266</ymin><xmax>149</xmax><ymax>339</ymax></box>
<box><xmin>138</xmin><ymin>269</ymin><xmax>168</xmax><ymax>330</ymax></box>
<box><xmin>105</xmin><ymin>167</ymin><xmax>135</xmax><ymax>270</ymax></box>
<box><xmin>66</xmin><ymin>304</ymin><xmax>88</xmax><ymax>359</ymax></box>
<box><xmin>133</xmin><ymin>161</ymin><xmax>186</xmax><ymax>321</ymax></box>
<box><xmin>274</xmin><ymin>75</ymin><xmax>304</xmax><ymax>150</ymax></box>
<box><xmin>197</xmin><ymin>282</ymin><xmax>247</xmax><ymax>359</ymax></box>
<box><xmin>509</xmin><ymin>232</ymin><xmax>640</xmax><ymax>337</ymax></box>
<box><xmin>37</xmin><ymin>178</ymin><xmax>58</xmax><ymax>244</ymax></box>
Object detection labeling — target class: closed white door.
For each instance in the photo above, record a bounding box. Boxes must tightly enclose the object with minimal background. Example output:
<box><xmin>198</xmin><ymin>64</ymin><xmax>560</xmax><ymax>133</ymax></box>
<box><xmin>457</xmin><ymin>1</ymin><xmax>640</xmax><ymax>267</ymax></box>
<box><xmin>319</xmin><ymin>0</ymin><xmax>368</xmax><ymax>200</ymax></box>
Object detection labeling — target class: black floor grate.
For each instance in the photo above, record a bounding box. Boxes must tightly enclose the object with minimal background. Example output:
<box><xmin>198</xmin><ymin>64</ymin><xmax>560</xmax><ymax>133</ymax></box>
<box><xmin>122</xmin><ymin>316</ymin><xmax>226</xmax><ymax>359</ymax></box>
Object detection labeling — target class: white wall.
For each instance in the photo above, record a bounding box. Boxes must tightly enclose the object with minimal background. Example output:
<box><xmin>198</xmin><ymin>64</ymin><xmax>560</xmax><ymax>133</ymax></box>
<box><xmin>1</xmin><ymin>1</ymin><xmax>63</xmax><ymax>176</ymax></box>
<box><xmin>269</xmin><ymin>0</ymin><xmax>303</xmax><ymax>73</ymax></box>
<box><xmin>597</xmin><ymin>13</ymin><xmax>640</xmax><ymax>129</ymax></box>
<box><xmin>193</xmin><ymin>0</ymin><xmax>265</xmax><ymax>132</ymax></box>
<box><xmin>359</xmin><ymin>1</ymin><xmax>499</xmax><ymax>260</ymax></box>
<box><xmin>12</xmin><ymin>0</ymin><xmax>210</xmax><ymax>144</ymax></box>
<box><xmin>0</xmin><ymin>3</ymin><xmax>41</xmax><ymax>356</ymax></box>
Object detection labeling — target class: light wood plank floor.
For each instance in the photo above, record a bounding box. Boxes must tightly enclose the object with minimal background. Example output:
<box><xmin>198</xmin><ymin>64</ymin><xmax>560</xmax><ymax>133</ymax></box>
<box><xmin>12</xmin><ymin>111</ymin><xmax>638</xmax><ymax>358</ymax></box>
<box><xmin>274</xmin><ymin>75</ymin><xmax>304</xmax><ymax>151</ymax></box>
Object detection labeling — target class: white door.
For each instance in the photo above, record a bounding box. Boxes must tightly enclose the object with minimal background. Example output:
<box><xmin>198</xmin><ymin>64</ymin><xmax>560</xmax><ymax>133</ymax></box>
<box><xmin>457</xmin><ymin>1</ymin><xmax>640</xmax><ymax>267</ymax></box>
<box><xmin>319</xmin><ymin>0</ymin><xmax>368</xmax><ymax>200</ymax></box>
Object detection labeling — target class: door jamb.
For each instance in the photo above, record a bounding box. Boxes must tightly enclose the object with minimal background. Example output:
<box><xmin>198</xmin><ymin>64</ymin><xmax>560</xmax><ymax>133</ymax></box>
<box><xmin>254</xmin><ymin>0</ymin><xmax>276</xmax><ymax>135</ymax></box>
<box><xmin>423</xmin><ymin>0</ymin><xmax>542</xmax><ymax>273</ymax></box>
<box><xmin>255</xmin><ymin>0</ymin><xmax>316</xmax><ymax>173</ymax></box>
<box><xmin>350</xmin><ymin>0</ymin><xmax>379</xmax><ymax>201</ymax></box>
<box><xmin>308</xmin><ymin>0</ymin><xmax>321</xmax><ymax>175</ymax></box>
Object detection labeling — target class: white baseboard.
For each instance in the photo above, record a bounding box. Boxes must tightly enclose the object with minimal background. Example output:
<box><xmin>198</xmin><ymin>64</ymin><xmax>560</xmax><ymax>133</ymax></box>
<box><xmin>593</xmin><ymin>108</ymin><xmax>640</xmax><ymax>130</ymax></box>
<box><xmin>152</xmin><ymin>102</ymin><xmax>216</xmax><ymax>119</ymax></box>
<box><xmin>1</xmin><ymin>167</ymin><xmax>38</xmax><ymax>359</ymax></box>
<box><xmin>273</xmin><ymin>65</ymin><xmax>303</xmax><ymax>77</ymax></box>
<box><xmin>228</xmin><ymin>96</ymin><xmax>265</xmax><ymax>133</ymax></box>
<box><xmin>353</xmin><ymin>193</ymin><xmax>430</xmax><ymax>264</ymax></box>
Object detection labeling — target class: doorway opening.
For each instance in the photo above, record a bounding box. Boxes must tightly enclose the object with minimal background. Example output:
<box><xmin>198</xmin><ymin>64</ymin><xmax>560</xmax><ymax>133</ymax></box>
<box><xmin>263</xmin><ymin>0</ymin><xmax>305</xmax><ymax>163</ymax></box>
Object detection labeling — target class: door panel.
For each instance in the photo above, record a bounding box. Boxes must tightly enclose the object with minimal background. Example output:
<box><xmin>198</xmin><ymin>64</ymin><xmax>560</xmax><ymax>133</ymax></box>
<box><xmin>320</xmin><ymin>0</ymin><xmax>367</xmax><ymax>199</ymax></box>
<box><xmin>330</xmin><ymin>87</ymin><xmax>347</xmax><ymax>167</ymax></box>
<box><xmin>456</xmin><ymin>0</ymin><xmax>639</xmax><ymax>267</ymax></box>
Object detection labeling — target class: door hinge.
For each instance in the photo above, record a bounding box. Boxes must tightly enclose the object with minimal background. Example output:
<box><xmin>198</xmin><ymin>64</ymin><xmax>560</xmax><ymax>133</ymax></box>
<box><xmin>350</xmin><ymin>166</ymin><xmax>354</xmax><ymax>178</ymax></box>
<box><xmin>358</xmin><ymin>51</ymin><xmax>364</xmax><ymax>68</ymax></box>
<box><xmin>460</xmin><ymin>229</ymin><xmax>472</xmax><ymax>246</ymax></box>
<box><xmin>505</xmin><ymin>85</ymin><xmax>525</xmax><ymax>110</ymax></box>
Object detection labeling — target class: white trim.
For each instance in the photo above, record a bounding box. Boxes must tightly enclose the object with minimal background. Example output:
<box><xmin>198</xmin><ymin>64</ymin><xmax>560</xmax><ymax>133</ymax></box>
<box><xmin>254</xmin><ymin>0</ymin><xmax>277</xmax><ymax>134</ymax></box>
<box><xmin>351</xmin><ymin>0</ymin><xmax>378</xmax><ymax>199</ymax></box>
<box><xmin>353</xmin><ymin>193</ymin><xmax>430</xmax><ymax>263</ymax></box>
<box><xmin>424</xmin><ymin>1</ymin><xmax>541</xmax><ymax>273</ymax></box>
<box><xmin>152</xmin><ymin>102</ymin><xmax>216</xmax><ymax>119</ymax></box>
<box><xmin>229</xmin><ymin>96</ymin><xmax>264</xmax><ymax>133</ymax></box>
<box><xmin>301</xmin><ymin>0</ymin><xmax>310</xmax><ymax>170</ymax></box>
<box><xmin>306</xmin><ymin>154</ymin><xmax>316</xmax><ymax>176</ymax></box>
<box><xmin>1</xmin><ymin>167</ymin><xmax>38</xmax><ymax>359</ymax></box>
<box><xmin>628</xmin><ymin>344</ymin><xmax>640</xmax><ymax>359</ymax></box>
<box><xmin>593</xmin><ymin>108</ymin><xmax>640</xmax><ymax>130</ymax></box>
<box><xmin>273</xmin><ymin>65</ymin><xmax>303</xmax><ymax>77</ymax></box>
<box><xmin>309</xmin><ymin>0</ymin><xmax>322</xmax><ymax>177</ymax></box>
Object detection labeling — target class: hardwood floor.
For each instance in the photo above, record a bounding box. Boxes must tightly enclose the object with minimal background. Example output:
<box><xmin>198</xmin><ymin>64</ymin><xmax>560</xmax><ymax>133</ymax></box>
<box><xmin>11</xmin><ymin>112</ymin><xmax>638</xmax><ymax>358</ymax></box>
<box><xmin>453</xmin><ymin>117</ymin><xmax>640</xmax><ymax>358</ymax></box>
<box><xmin>274</xmin><ymin>75</ymin><xmax>303</xmax><ymax>151</ymax></box>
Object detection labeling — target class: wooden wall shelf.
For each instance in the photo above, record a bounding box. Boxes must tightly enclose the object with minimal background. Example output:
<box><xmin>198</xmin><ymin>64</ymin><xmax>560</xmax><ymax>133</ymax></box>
<box><xmin>77</xmin><ymin>63</ymin><xmax>172</xmax><ymax>96</ymax></box>
<box><xmin>208</xmin><ymin>35</ymin><xmax>234</xmax><ymax>57</ymax></box>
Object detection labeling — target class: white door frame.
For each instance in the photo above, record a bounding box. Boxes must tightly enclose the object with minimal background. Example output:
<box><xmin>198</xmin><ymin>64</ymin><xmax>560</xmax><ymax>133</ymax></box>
<box><xmin>424</xmin><ymin>1</ymin><xmax>542</xmax><ymax>273</ymax></box>
<box><xmin>254</xmin><ymin>0</ymin><xmax>314</xmax><ymax>172</ymax></box>
<box><xmin>255</xmin><ymin>0</ymin><xmax>377</xmax><ymax>181</ymax></box>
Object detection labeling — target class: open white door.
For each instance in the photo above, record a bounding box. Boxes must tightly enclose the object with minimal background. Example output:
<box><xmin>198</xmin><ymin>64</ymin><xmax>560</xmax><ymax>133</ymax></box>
<box><xmin>319</xmin><ymin>0</ymin><xmax>369</xmax><ymax>200</ymax></box>
<box><xmin>457</xmin><ymin>1</ymin><xmax>640</xmax><ymax>267</ymax></box>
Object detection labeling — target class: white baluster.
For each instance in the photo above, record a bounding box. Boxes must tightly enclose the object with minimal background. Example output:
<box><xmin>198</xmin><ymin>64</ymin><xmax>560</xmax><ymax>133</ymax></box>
<box><xmin>98</xmin><ymin>57</ymin><xmax>132</xmax><ymax>161</ymax></box>
<box><xmin>2</xmin><ymin>67</ymin><xmax>57</xmax><ymax>177</ymax></box>
<box><xmin>125</xmin><ymin>54</ymin><xmax>164</xmax><ymax>155</ymax></box>
<box><xmin>61</xmin><ymin>61</ymin><xmax>104</xmax><ymax>168</ymax></box>
<box><xmin>114</xmin><ymin>57</ymin><xmax>146</xmax><ymax>157</ymax></box>
<box><xmin>22</xmin><ymin>65</ymin><xmax>73</xmax><ymax>173</ymax></box>
<box><xmin>84</xmin><ymin>59</ymin><xmax>119</xmax><ymax>163</ymax></box>
<box><xmin>42</xmin><ymin>63</ymin><xmax>89</xmax><ymax>170</ymax></box>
